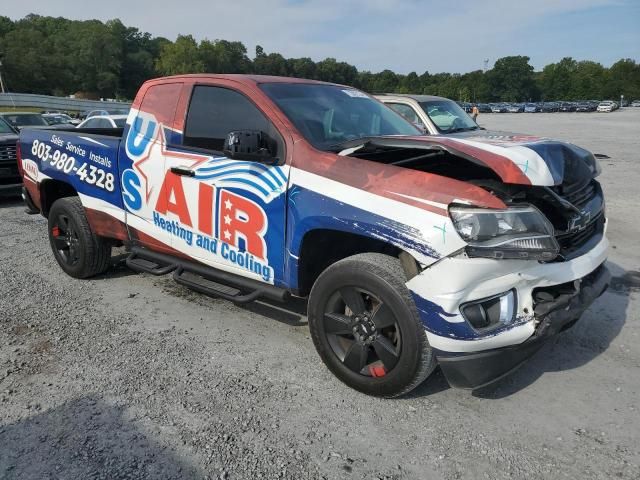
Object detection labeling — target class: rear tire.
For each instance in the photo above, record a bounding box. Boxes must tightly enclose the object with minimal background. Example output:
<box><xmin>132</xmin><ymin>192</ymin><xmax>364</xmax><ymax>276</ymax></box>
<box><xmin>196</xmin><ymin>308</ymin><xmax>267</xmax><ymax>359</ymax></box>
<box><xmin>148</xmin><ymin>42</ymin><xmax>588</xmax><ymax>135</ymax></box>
<box><xmin>48</xmin><ymin>197</ymin><xmax>111</xmax><ymax>279</ymax></box>
<box><xmin>308</xmin><ymin>253</ymin><xmax>436</xmax><ymax>397</ymax></box>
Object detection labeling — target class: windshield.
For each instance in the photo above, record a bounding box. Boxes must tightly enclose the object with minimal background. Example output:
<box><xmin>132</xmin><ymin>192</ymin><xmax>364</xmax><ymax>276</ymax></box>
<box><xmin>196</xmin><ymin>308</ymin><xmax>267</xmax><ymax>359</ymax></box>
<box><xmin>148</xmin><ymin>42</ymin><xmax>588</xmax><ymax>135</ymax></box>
<box><xmin>418</xmin><ymin>100</ymin><xmax>478</xmax><ymax>133</ymax></box>
<box><xmin>260</xmin><ymin>83</ymin><xmax>419</xmax><ymax>150</ymax></box>
<box><xmin>0</xmin><ymin>117</ymin><xmax>15</xmax><ymax>134</ymax></box>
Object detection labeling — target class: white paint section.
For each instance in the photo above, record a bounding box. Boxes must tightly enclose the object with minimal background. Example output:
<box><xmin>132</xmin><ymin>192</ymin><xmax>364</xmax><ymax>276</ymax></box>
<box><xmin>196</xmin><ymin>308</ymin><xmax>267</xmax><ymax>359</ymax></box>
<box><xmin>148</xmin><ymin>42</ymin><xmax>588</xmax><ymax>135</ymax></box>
<box><xmin>124</xmin><ymin>211</ymin><xmax>274</xmax><ymax>284</ymax></box>
<box><xmin>289</xmin><ymin>166</ymin><xmax>467</xmax><ymax>266</ymax></box>
<box><xmin>78</xmin><ymin>193</ymin><xmax>126</xmax><ymax>223</ymax></box>
<box><xmin>387</xmin><ymin>191</ymin><xmax>449</xmax><ymax>210</ymax></box>
<box><xmin>408</xmin><ymin>234</ymin><xmax>609</xmax><ymax>353</ymax></box>
<box><xmin>425</xmin><ymin>322</ymin><xmax>536</xmax><ymax>353</ymax></box>
<box><xmin>452</xmin><ymin>137</ymin><xmax>556</xmax><ymax>186</ymax></box>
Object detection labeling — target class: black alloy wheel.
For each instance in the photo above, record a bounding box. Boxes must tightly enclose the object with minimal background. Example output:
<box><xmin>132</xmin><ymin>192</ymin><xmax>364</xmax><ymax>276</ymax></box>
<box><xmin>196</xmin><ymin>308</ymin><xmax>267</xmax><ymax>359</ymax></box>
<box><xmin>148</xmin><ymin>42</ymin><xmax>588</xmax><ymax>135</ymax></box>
<box><xmin>323</xmin><ymin>286</ymin><xmax>401</xmax><ymax>377</ymax></box>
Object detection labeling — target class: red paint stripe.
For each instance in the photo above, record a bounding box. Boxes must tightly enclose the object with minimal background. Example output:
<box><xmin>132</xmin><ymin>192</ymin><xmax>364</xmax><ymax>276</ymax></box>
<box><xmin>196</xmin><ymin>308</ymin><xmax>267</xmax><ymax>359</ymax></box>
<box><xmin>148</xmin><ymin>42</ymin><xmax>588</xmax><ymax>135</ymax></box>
<box><xmin>292</xmin><ymin>142</ymin><xmax>507</xmax><ymax>213</ymax></box>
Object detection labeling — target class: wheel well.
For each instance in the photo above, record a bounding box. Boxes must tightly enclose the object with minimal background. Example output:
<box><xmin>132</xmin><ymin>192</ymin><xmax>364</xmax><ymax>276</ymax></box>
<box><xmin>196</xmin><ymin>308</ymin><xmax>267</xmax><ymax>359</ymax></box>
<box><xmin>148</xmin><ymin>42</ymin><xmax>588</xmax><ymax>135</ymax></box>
<box><xmin>296</xmin><ymin>229</ymin><xmax>401</xmax><ymax>296</ymax></box>
<box><xmin>40</xmin><ymin>180</ymin><xmax>78</xmax><ymax>217</ymax></box>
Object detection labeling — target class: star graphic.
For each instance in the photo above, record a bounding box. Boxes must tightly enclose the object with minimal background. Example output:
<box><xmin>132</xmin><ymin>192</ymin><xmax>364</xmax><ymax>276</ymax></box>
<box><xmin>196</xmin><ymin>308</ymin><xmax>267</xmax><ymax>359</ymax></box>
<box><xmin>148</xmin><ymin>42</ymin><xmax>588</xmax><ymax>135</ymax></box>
<box><xmin>224</xmin><ymin>230</ymin><xmax>231</xmax><ymax>241</ymax></box>
<box><xmin>224</xmin><ymin>214</ymin><xmax>232</xmax><ymax>225</ymax></box>
<box><xmin>224</xmin><ymin>199</ymin><xmax>233</xmax><ymax>210</ymax></box>
<box><xmin>363</xmin><ymin>170</ymin><xmax>387</xmax><ymax>190</ymax></box>
<box><xmin>132</xmin><ymin>124</ymin><xmax>209</xmax><ymax>203</ymax></box>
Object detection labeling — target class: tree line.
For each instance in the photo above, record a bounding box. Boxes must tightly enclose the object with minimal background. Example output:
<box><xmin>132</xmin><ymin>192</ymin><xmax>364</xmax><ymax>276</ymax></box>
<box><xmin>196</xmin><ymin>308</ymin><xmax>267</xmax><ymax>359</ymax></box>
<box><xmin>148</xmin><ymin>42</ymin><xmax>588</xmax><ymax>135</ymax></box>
<box><xmin>1</xmin><ymin>14</ymin><xmax>638</xmax><ymax>102</ymax></box>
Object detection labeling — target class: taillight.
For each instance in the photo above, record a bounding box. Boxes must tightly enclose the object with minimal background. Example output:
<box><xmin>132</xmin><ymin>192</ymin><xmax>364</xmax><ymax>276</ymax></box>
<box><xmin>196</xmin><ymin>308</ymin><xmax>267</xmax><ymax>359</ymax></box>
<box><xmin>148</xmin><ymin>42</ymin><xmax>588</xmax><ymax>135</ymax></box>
<box><xmin>16</xmin><ymin>142</ymin><xmax>24</xmax><ymax>177</ymax></box>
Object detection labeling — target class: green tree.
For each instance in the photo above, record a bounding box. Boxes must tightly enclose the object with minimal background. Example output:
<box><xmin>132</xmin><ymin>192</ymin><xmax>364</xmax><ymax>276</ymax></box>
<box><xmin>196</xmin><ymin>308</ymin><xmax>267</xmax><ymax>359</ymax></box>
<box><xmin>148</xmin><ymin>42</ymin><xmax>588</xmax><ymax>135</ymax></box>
<box><xmin>487</xmin><ymin>56</ymin><xmax>537</xmax><ymax>101</ymax></box>
<box><xmin>200</xmin><ymin>39</ymin><xmax>251</xmax><ymax>74</ymax></box>
<box><xmin>155</xmin><ymin>34</ymin><xmax>203</xmax><ymax>76</ymax></box>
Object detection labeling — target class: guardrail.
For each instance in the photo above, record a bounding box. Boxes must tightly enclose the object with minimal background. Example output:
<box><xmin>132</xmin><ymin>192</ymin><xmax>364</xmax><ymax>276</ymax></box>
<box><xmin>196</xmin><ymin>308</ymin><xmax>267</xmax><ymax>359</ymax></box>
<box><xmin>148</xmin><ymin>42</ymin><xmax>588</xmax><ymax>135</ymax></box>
<box><xmin>0</xmin><ymin>92</ymin><xmax>131</xmax><ymax>112</ymax></box>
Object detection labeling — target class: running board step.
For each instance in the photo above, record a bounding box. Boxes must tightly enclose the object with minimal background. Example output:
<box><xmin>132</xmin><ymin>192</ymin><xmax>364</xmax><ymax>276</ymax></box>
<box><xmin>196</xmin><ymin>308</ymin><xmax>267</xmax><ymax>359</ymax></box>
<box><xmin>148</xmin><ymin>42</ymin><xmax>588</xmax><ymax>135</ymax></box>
<box><xmin>173</xmin><ymin>268</ymin><xmax>261</xmax><ymax>304</ymax></box>
<box><xmin>126</xmin><ymin>246</ymin><xmax>289</xmax><ymax>304</ymax></box>
<box><xmin>126</xmin><ymin>254</ymin><xmax>177</xmax><ymax>275</ymax></box>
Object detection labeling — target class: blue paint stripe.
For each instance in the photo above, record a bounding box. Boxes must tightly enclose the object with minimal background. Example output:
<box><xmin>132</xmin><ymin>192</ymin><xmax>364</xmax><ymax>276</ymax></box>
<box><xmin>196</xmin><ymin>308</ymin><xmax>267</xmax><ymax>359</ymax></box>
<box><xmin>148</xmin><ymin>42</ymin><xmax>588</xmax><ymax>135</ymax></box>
<box><xmin>194</xmin><ymin>169</ymin><xmax>278</xmax><ymax>191</ymax></box>
<box><xmin>219</xmin><ymin>177</ymin><xmax>270</xmax><ymax>196</ymax></box>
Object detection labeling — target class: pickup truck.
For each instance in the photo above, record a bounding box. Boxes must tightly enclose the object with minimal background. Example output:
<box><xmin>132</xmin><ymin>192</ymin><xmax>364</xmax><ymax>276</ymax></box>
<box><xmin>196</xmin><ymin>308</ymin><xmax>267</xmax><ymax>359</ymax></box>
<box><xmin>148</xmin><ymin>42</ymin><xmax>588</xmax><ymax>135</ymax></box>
<box><xmin>0</xmin><ymin>117</ymin><xmax>20</xmax><ymax>193</ymax></box>
<box><xmin>18</xmin><ymin>74</ymin><xmax>609</xmax><ymax>397</ymax></box>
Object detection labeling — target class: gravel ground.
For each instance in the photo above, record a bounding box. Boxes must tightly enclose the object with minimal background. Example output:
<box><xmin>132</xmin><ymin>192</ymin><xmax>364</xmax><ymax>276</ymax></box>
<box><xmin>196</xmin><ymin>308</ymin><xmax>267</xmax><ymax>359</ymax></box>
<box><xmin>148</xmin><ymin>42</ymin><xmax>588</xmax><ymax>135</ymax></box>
<box><xmin>1</xmin><ymin>110</ymin><xmax>639</xmax><ymax>480</ymax></box>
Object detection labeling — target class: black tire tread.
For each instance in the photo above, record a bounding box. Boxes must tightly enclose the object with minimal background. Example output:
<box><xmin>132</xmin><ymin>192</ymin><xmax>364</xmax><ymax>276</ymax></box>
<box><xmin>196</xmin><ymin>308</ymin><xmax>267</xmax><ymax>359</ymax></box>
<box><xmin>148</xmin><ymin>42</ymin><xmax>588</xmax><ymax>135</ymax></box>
<box><xmin>309</xmin><ymin>252</ymin><xmax>436</xmax><ymax>398</ymax></box>
<box><xmin>48</xmin><ymin>197</ymin><xmax>111</xmax><ymax>278</ymax></box>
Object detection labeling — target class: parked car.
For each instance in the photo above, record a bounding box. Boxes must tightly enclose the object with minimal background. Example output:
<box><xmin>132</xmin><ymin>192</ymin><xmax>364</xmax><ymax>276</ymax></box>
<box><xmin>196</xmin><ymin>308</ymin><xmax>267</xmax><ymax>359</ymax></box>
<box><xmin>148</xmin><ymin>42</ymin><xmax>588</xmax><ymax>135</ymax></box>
<box><xmin>18</xmin><ymin>76</ymin><xmax>609</xmax><ymax>396</ymax></box>
<box><xmin>490</xmin><ymin>103</ymin><xmax>508</xmax><ymax>113</ymax></box>
<box><xmin>576</xmin><ymin>102</ymin><xmax>595</xmax><ymax>112</ymax></box>
<box><xmin>506</xmin><ymin>103</ymin><xmax>525</xmax><ymax>113</ymax></box>
<box><xmin>77</xmin><ymin>115</ymin><xmax>128</xmax><ymax>129</ymax></box>
<box><xmin>597</xmin><ymin>101</ymin><xmax>616</xmax><ymax>112</ymax></box>
<box><xmin>0</xmin><ymin>116</ymin><xmax>21</xmax><ymax>192</ymax></box>
<box><xmin>43</xmin><ymin>113</ymin><xmax>80</xmax><ymax>126</ymax></box>
<box><xmin>79</xmin><ymin>109</ymin><xmax>128</xmax><ymax>120</ymax></box>
<box><xmin>378</xmin><ymin>94</ymin><xmax>480</xmax><ymax>133</ymax></box>
<box><xmin>524</xmin><ymin>103</ymin><xmax>541</xmax><ymax>113</ymax></box>
<box><xmin>631</xmin><ymin>100</ymin><xmax>640</xmax><ymax>107</ymax></box>
<box><xmin>0</xmin><ymin>112</ymin><xmax>50</xmax><ymax>130</ymax></box>
<box><xmin>559</xmin><ymin>102</ymin><xmax>577</xmax><ymax>112</ymax></box>
<box><xmin>541</xmin><ymin>102</ymin><xmax>559</xmax><ymax>112</ymax></box>
<box><xmin>477</xmin><ymin>103</ymin><xmax>492</xmax><ymax>113</ymax></box>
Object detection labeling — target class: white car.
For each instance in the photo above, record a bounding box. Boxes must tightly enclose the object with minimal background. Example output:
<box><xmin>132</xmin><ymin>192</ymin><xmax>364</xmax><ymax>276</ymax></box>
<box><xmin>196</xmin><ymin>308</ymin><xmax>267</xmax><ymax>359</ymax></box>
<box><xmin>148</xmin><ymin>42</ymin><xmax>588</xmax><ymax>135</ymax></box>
<box><xmin>597</xmin><ymin>101</ymin><xmax>616</xmax><ymax>112</ymax></box>
<box><xmin>77</xmin><ymin>115</ymin><xmax>128</xmax><ymax>129</ymax></box>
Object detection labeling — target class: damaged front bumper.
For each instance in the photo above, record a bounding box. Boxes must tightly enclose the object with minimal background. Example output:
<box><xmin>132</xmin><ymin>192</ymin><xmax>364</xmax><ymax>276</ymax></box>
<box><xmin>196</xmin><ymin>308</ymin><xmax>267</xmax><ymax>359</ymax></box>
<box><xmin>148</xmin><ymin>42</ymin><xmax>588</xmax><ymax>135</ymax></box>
<box><xmin>436</xmin><ymin>263</ymin><xmax>610</xmax><ymax>389</ymax></box>
<box><xmin>407</xmin><ymin>232</ymin><xmax>609</xmax><ymax>389</ymax></box>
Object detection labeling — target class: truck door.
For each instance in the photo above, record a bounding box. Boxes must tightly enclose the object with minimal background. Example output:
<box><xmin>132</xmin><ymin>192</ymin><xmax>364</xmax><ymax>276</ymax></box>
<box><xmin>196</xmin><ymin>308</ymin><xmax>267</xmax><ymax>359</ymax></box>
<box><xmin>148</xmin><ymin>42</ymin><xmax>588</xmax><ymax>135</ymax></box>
<box><xmin>119</xmin><ymin>82</ymin><xmax>183</xmax><ymax>255</ymax></box>
<box><xmin>161</xmin><ymin>84</ymin><xmax>289</xmax><ymax>287</ymax></box>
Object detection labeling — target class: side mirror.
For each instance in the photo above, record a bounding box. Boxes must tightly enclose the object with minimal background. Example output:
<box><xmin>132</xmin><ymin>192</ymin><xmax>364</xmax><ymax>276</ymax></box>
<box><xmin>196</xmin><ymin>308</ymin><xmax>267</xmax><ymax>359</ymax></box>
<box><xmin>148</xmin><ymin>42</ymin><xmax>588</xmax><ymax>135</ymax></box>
<box><xmin>223</xmin><ymin>130</ymin><xmax>277</xmax><ymax>163</ymax></box>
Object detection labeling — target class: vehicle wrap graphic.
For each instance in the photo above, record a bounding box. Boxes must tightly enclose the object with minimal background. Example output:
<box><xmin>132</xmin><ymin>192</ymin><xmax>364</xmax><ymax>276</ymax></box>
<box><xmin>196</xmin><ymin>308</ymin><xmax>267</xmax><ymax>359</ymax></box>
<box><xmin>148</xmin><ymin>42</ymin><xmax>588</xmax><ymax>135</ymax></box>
<box><xmin>18</xmin><ymin>129</ymin><xmax>123</xmax><ymax>209</ymax></box>
<box><xmin>120</xmin><ymin>110</ymin><xmax>288</xmax><ymax>284</ymax></box>
<box><xmin>16</xmin><ymin>75</ymin><xmax>604</xmax><ymax>351</ymax></box>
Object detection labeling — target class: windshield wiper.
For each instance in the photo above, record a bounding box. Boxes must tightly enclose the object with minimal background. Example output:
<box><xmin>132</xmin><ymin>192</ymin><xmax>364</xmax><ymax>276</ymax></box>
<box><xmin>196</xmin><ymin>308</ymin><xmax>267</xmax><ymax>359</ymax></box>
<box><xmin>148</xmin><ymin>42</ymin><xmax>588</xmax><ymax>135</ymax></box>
<box><xmin>326</xmin><ymin>136</ymin><xmax>373</xmax><ymax>152</ymax></box>
<box><xmin>447</xmin><ymin>126</ymin><xmax>480</xmax><ymax>134</ymax></box>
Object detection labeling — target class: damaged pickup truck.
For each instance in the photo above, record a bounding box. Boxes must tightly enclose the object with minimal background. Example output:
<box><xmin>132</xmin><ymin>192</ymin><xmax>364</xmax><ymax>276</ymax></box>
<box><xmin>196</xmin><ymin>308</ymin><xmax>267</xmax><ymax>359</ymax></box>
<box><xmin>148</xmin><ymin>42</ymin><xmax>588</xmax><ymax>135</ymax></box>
<box><xmin>18</xmin><ymin>75</ymin><xmax>609</xmax><ymax>397</ymax></box>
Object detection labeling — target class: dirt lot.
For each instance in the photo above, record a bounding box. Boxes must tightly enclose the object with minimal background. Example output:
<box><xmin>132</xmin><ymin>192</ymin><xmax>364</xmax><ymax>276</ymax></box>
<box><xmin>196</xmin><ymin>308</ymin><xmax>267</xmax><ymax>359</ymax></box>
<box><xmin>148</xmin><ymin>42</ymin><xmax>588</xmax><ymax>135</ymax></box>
<box><xmin>1</xmin><ymin>110</ymin><xmax>639</xmax><ymax>480</ymax></box>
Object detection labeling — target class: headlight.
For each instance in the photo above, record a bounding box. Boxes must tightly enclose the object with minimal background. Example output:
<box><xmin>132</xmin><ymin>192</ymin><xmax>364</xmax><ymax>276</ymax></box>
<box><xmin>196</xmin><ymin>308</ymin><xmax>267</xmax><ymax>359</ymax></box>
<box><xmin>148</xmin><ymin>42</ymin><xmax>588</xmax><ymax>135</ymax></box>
<box><xmin>449</xmin><ymin>205</ymin><xmax>559</xmax><ymax>261</ymax></box>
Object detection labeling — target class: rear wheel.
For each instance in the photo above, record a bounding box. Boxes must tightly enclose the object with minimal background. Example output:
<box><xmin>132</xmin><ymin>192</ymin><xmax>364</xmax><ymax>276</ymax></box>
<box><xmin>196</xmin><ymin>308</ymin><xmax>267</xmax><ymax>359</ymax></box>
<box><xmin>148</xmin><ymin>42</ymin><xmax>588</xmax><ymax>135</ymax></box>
<box><xmin>308</xmin><ymin>253</ymin><xmax>436</xmax><ymax>397</ymax></box>
<box><xmin>48</xmin><ymin>197</ymin><xmax>111</xmax><ymax>278</ymax></box>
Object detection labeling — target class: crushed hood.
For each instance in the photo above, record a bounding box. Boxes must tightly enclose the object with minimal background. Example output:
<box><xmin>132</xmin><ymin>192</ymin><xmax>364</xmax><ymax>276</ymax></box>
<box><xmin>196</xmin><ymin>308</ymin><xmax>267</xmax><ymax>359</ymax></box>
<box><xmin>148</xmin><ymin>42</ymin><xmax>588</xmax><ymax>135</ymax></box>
<box><xmin>352</xmin><ymin>133</ymin><xmax>599</xmax><ymax>187</ymax></box>
<box><xmin>440</xmin><ymin>130</ymin><xmax>600</xmax><ymax>186</ymax></box>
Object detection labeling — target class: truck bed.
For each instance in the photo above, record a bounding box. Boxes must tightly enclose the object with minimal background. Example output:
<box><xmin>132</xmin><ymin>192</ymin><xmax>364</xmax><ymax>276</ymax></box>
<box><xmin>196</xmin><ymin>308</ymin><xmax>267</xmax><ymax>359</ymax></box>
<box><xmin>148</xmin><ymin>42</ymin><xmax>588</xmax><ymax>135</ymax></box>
<box><xmin>19</xmin><ymin>127</ymin><xmax>123</xmax><ymax>209</ymax></box>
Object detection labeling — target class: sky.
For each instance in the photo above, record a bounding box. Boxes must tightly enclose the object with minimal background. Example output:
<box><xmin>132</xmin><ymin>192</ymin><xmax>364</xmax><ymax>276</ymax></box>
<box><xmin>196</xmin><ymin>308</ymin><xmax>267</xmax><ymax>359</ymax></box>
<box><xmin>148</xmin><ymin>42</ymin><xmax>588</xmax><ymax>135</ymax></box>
<box><xmin>3</xmin><ymin>0</ymin><xmax>639</xmax><ymax>74</ymax></box>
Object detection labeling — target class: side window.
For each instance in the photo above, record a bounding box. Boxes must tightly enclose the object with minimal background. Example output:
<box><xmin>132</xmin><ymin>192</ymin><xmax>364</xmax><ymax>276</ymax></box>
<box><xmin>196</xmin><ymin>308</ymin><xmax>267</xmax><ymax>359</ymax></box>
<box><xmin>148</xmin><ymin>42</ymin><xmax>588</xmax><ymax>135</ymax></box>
<box><xmin>184</xmin><ymin>86</ymin><xmax>271</xmax><ymax>152</ymax></box>
<box><xmin>387</xmin><ymin>103</ymin><xmax>420</xmax><ymax>124</ymax></box>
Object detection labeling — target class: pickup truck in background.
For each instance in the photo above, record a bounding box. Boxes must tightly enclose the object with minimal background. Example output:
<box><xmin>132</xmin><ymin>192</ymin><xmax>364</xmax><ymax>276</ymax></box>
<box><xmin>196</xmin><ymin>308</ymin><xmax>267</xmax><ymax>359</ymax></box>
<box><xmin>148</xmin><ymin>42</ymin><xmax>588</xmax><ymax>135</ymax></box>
<box><xmin>18</xmin><ymin>75</ymin><xmax>609</xmax><ymax>397</ymax></box>
<box><xmin>0</xmin><ymin>116</ymin><xmax>20</xmax><ymax>193</ymax></box>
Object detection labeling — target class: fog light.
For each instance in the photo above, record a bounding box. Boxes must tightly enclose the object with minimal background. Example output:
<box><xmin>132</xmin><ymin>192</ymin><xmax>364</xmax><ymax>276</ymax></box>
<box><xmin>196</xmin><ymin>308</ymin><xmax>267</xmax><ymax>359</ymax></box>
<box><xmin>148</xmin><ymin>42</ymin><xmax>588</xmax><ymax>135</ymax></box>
<box><xmin>461</xmin><ymin>290</ymin><xmax>517</xmax><ymax>332</ymax></box>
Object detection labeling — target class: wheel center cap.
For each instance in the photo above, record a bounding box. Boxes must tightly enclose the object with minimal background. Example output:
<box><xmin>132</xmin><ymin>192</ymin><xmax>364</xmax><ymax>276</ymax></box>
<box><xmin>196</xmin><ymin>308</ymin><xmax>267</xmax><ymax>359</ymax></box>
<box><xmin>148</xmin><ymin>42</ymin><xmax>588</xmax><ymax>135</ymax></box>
<box><xmin>352</xmin><ymin>315</ymin><xmax>377</xmax><ymax>344</ymax></box>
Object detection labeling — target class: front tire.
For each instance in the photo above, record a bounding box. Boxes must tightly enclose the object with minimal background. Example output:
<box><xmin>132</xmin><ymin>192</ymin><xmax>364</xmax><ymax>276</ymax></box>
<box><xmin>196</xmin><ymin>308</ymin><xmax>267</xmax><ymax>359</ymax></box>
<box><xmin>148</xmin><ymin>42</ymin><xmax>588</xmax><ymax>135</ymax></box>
<box><xmin>48</xmin><ymin>197</ymin><xmax>111</xmax><ymax>279</ymax></box>
<box><xmin>308</xmin><ymin>253</ymin><xmax>437</xmax><ymax>397</ymax></box>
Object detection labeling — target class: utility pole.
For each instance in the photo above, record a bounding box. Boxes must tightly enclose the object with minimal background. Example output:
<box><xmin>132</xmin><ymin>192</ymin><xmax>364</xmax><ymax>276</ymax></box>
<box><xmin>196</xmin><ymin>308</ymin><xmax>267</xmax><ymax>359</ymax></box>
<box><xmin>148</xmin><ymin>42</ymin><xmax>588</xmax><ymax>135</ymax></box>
<box><xmin>0</xmin><ymin>60</ymin><xmax>6</xmax><ymax>93</ymax></box>
<box><xmin>483</xmin><ymin>59</ymin><xmax>489</xmax><ymax>73</ymax></box>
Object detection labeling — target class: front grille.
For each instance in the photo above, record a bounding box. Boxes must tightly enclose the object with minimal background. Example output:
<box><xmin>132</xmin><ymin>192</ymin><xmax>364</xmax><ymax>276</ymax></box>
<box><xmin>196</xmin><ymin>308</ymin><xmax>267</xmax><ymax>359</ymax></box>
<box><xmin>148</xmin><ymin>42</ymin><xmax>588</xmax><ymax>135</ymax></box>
<box><xmin>553</xmin><ymin>179</ymin><xmax>597</xmax><ymax>210</ymax></box>
<box><xmin>556</xmin><ymin>212</ymin><xmax>605</xmax><ymax>258</ymax></box>
<box><xmin>0</xmin><ymin>144</ymin><xmax>17</xmax><ymax>165</ymax></box>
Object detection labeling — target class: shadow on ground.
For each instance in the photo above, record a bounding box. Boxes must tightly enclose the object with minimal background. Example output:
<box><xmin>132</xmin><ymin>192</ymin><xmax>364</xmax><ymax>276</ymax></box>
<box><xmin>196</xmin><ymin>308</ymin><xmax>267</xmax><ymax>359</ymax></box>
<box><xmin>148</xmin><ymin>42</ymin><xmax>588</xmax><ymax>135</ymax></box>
<box><xmin>0</xmin><ymin>396</ymin><xmax>200</xmax><ymax>480</ymax></box>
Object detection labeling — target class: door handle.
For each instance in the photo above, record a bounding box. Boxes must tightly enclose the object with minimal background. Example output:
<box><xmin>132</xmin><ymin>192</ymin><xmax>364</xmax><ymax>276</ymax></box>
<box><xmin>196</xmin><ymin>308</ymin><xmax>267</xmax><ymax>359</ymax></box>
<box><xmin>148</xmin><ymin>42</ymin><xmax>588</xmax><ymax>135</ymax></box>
<box><xmin>170</xmin><ymin>166</ymin><xmax>195</xmax><ymax>177</ymax></box>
